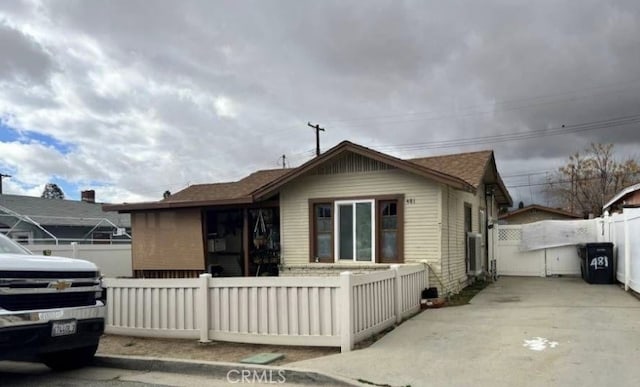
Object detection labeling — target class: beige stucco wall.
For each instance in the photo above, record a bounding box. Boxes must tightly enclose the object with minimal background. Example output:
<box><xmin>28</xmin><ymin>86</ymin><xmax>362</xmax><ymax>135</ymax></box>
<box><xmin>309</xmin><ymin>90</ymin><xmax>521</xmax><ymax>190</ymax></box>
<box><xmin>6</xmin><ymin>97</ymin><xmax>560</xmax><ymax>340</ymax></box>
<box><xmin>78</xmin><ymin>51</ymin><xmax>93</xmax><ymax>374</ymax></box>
<box><xmin>131</xmin><ymin>208</ymin><xmax>205</xmax><ymax>270</ymax></box>
<box><xmin>279</xmin><ymin>168</ymin><xmax>442</xmax><ymax>266</ymax></box>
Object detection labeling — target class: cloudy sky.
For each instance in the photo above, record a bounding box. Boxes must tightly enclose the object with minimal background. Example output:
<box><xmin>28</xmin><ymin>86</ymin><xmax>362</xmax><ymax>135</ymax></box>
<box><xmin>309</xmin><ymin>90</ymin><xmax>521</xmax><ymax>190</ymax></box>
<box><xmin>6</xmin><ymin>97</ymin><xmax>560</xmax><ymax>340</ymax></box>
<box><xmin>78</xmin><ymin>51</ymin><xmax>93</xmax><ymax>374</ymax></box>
<box><xmin>1</xmin><ymin>0</ymin><xmax>639</xmax><ymax>206</ymax></box>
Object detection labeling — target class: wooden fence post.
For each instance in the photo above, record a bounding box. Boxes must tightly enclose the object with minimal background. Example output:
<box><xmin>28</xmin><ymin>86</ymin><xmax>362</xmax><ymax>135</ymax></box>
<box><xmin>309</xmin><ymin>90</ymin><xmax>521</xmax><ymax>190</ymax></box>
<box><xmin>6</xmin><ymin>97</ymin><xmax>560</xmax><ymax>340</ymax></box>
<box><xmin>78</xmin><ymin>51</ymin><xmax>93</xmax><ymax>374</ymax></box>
<box><xmin>340</xmin><ymin>271</ymin><xmax>354</xmax><ymax>352</ymax></box>
<box><xmin>198</xmin><ymin>273</ymin><xmax>211</xmax><ymax>343</ymax></box>
<box><xmin>390</xmin><ymin>265</ymin><xmax>402</xmax><ymax>323</ymax></box>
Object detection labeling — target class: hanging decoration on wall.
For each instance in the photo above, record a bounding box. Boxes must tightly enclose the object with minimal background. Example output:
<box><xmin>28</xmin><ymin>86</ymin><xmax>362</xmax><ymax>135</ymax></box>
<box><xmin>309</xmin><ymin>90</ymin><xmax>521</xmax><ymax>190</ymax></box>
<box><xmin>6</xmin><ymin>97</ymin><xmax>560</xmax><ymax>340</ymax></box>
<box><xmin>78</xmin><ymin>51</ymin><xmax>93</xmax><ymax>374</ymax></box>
<box><xmin>253</xmin><ymin>210</ymin><xmax>267</xmax><ymax>249</ymax></box>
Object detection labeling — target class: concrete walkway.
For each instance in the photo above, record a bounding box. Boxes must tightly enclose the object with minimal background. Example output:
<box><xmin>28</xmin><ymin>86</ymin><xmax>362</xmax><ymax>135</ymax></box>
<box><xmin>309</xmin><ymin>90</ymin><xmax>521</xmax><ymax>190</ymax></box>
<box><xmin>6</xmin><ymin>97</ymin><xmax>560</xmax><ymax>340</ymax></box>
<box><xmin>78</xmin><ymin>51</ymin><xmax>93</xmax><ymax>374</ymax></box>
<box><xmin>290</xmin><ymin>277</ymin><xmax>640</xmax><ymax>387</ymax></box>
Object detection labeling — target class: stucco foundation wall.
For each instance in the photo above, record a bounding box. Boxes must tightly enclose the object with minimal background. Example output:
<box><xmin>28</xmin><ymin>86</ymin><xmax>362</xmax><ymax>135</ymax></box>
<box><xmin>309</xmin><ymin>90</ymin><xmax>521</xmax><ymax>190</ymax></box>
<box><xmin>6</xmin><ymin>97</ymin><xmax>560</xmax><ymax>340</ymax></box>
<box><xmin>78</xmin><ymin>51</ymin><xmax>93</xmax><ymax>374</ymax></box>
<box><xmin>279</xmin><ymin>168</ymin><xmax>442</xmax><ymax>266</ymax></box>
<box><xmin>132</xmin><ymin>208</ymin><xmax>204</xmax><ymax>270</ymax></box>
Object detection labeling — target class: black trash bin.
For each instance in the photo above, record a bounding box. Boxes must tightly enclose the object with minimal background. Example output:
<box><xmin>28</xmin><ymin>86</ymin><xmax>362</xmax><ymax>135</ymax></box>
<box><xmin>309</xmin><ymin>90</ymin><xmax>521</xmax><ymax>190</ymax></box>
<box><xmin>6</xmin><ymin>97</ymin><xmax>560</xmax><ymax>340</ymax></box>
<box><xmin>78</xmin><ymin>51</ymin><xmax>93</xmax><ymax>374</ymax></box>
<box><xmin>577</xmin><ymin>242</ymin><xmax>615</xmax><ymax>284</ymax></box>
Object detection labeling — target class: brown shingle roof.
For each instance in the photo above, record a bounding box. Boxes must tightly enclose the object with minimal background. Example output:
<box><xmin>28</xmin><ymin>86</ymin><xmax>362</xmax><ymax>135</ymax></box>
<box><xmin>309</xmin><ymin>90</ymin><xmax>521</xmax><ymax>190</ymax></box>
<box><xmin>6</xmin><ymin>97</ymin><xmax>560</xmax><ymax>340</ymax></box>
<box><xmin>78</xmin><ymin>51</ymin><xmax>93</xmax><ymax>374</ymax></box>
<box><xmin>103</xmin><ymin>169</ymin><xmax>291</xmax><ymax>211</ymax></box>
<box><xmin>162</xmin><ymin>169</ymin><xmax>291</xmax><ymax>204</ymax></box>
<box><xmin>104</xmin><ymin>141</ymin><xmax>512</xmax><ymax>212</ymax></box>
<box><xmin>409</xmin><ymin>150</ymin><xmax>493</xmax><ymax>188</ymax></box>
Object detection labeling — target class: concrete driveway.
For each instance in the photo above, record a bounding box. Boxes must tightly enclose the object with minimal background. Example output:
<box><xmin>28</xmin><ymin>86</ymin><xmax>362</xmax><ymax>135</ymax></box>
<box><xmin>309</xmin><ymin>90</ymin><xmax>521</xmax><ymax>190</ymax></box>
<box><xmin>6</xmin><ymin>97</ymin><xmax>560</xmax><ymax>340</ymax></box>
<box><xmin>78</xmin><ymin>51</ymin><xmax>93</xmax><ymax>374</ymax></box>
<box><xmin>290</xmin><ymin>277</ymin><xmax>640</xmax><ymax>387</ymax></box>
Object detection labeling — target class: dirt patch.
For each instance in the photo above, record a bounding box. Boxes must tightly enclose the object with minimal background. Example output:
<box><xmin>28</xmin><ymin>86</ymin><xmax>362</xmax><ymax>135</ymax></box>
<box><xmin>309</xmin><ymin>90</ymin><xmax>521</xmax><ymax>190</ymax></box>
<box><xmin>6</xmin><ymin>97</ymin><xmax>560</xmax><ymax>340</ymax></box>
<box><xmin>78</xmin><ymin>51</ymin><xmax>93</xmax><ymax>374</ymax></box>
<box><xmin>97</xmin><ymin>335</ymin><xmax>339</xmax><ymax>366</ymax></box>
<box><xmin>446</xmin><ymin>280</ymin><xmax>490</xmax><ymax>306</ymax></box>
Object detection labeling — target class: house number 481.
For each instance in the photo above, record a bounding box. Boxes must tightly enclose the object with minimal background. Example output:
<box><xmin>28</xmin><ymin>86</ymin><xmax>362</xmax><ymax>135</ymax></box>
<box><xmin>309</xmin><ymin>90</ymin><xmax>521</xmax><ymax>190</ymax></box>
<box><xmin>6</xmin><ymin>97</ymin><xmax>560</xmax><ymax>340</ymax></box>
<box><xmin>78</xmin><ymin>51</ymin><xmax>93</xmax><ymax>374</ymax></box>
<box><xmin>590</xmin><ymin>256</ymin><xmax>608</xmax><ymax>269</ymax></box>
<box><xmin>406</xmin><ymin>198</ymin><xmax>415</xmax><ymax>204</ymax></box>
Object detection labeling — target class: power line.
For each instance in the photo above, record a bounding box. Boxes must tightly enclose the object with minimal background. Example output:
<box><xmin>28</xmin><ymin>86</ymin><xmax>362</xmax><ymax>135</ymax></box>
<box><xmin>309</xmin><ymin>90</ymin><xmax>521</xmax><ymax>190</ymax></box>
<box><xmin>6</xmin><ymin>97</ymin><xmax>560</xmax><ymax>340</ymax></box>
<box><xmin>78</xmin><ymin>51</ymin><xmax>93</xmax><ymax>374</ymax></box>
<box><xmin>369</xmin><ymin>113</ymin><xmax>640</xmax><ymax>153</ymax></box>
<box><xmin>321</xmin><ymin>80</ymin><xmax>640</xmax><ymax>127</ymax></box>
<box><xmin>265</xmin><ymin>79</ymin><xmax>640</xmax><ymax>138</ymax></box>
<box><xmin>502</xmin><ymin>170</ymin><xmax>552</xmax><ymax>179</ymax></box>
<box><xmin>506</xmin><ymin>172</ymin><xmax>640</xmax><ymax>189</ymax></box>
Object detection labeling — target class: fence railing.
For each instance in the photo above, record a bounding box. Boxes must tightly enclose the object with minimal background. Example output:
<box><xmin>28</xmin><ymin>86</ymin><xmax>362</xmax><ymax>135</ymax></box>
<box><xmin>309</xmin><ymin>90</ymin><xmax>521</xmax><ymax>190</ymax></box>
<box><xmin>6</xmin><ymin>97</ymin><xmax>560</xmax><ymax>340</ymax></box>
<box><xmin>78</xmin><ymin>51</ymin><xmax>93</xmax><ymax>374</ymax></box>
<box><xmin>104</xmin><ymin>264</ymin><xmax>428</xmax><ymax>352</ymax></box>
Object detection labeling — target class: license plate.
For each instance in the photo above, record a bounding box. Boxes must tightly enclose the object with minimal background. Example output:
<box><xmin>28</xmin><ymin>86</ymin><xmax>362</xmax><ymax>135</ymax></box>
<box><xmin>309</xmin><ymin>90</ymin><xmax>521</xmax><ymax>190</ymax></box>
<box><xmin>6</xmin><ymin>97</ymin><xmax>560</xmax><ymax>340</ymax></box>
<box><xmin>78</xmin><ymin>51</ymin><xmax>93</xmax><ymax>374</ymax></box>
<box><xmin>51</xmin><ymin>319</ymin><xmax>77</xmax><ymax>337</ymax></box>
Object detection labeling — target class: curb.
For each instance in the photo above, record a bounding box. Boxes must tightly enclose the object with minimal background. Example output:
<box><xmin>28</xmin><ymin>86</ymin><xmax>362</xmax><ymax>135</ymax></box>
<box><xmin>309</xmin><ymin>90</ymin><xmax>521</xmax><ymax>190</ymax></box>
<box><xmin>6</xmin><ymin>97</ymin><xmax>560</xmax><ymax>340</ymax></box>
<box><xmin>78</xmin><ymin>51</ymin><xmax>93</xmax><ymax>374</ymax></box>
<box><xmin>94</xmin><ymin>354</ymin><xmax>364</xmax><ymax>386</ymax></box>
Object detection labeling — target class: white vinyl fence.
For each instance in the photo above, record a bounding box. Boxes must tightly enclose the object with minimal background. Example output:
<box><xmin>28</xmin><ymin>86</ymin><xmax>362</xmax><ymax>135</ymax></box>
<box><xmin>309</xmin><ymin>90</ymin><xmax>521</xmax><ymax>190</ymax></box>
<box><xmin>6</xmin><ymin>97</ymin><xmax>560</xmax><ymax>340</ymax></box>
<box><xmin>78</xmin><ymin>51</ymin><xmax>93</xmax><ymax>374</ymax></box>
<box><xmin>495</xmin><ymin>225</ymin><xmax>582</xmax><ymax>277</ymax></box>
<box><xmin>28</xmin><ymin>243</ymin><xmax>132</xmax><ymax>277</ymax></box>
<box><xmin>104</xmin><ymin>264</ymin><xmax>427</xmax><ymax>352</ymax></box>
<box><xmin>495</xmin><ymin>208</ymin><xmax>640</xmax><ymax>293</ymax></box>
<box><xmin>598</xmin><ymin>208</ymin><xmax>640</xmax><ymax>292</ymax></box>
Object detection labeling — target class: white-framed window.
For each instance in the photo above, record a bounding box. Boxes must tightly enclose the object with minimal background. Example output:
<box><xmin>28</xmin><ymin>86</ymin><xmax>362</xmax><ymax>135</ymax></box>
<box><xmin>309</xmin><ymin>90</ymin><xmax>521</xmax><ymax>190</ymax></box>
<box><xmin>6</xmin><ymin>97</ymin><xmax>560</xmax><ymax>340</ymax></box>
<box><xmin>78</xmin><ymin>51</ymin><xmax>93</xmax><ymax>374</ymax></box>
<box><xmin>334</xmin><ymin>200</ymin><xmax>375</xmax><ymax>262</ymax></box>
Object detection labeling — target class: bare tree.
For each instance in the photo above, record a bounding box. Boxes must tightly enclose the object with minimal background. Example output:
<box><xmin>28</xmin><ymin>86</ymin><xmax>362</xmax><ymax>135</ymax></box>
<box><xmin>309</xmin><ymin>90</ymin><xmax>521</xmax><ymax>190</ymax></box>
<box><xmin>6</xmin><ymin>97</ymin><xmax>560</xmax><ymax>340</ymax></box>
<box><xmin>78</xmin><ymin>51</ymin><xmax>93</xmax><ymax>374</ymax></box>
<box><xmin>545</xmin><ymin>143</ymin><xmax>640</xmax><ymax>217</ymax></box>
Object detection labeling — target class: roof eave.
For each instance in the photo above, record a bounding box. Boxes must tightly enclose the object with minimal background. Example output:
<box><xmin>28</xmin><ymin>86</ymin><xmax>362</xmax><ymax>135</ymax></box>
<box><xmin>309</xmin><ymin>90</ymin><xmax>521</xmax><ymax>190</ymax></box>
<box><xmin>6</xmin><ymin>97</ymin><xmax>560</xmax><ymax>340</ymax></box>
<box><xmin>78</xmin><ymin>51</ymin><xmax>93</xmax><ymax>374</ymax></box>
<box><xmin>102</xmin><ymin>197</ymin><xmax>254</xmax><ymax>213</ymax></box>
<box><xmin>487</xmin><ymin>153</ymin><xmax>513</xmax><ymax>207</ymax></box>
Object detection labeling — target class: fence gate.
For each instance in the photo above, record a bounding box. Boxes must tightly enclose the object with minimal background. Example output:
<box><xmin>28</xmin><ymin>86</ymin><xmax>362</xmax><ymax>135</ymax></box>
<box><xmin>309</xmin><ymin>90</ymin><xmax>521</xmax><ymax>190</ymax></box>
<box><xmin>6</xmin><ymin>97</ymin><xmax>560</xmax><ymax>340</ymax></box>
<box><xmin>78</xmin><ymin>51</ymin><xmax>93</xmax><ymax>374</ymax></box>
<box><xmin>495</xmin><ymin>225</ymin><xmax>545</xmax><ymax>277</ymax></box>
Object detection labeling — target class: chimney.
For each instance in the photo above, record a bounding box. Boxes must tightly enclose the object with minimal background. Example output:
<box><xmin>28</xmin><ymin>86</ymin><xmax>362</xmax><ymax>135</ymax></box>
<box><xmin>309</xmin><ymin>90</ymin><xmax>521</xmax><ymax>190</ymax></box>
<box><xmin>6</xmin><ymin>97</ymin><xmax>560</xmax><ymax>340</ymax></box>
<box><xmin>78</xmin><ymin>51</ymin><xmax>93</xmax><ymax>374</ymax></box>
<box><xmin>81</xmin><ymin>190</ymin><xmax>96</xmax><ymax>203</ymax></box>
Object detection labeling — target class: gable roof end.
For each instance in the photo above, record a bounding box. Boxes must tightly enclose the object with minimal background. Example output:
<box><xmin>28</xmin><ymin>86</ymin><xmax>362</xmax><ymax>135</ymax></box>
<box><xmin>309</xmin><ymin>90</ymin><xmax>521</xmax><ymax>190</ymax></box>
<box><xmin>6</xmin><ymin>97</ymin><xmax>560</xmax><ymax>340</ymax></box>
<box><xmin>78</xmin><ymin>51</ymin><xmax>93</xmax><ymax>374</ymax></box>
<box><xmin>251</xmin><ymin>141</ymin><xmax>475</xmax><ymax>201</ymax></box>
<box><xmin>410</xmin><ymin>150</ymin><xmax>512</xmax><ymax>206</ymax></box>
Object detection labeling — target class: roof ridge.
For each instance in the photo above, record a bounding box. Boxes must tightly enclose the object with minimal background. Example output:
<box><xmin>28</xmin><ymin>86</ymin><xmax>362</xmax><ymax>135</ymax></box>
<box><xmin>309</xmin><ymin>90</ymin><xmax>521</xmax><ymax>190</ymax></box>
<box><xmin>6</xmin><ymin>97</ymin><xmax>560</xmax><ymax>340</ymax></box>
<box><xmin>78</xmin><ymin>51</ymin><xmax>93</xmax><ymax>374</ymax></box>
<box><xmin>408</xmin><ymin>149</ymin><xmax>494</xmax><ymax>161</ymax></box>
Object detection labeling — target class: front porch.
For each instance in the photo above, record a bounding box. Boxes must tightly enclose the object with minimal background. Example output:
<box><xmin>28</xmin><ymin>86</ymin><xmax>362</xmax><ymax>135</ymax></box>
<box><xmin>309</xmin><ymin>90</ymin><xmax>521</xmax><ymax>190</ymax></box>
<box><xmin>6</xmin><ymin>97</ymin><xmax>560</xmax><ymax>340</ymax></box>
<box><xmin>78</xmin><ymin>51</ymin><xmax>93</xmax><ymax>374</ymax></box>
<box><xmin>132</xmin><ymin>203</ymin><xmax>280</xmax><ymax>279</ymax></box>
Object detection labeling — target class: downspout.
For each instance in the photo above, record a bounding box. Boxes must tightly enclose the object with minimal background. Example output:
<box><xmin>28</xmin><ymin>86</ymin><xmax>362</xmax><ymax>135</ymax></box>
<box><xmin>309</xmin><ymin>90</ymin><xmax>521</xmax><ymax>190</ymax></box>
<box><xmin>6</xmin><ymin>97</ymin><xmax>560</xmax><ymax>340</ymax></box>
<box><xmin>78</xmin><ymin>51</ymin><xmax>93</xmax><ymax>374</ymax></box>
<box><xmin>484</xmin><ymin>186</ymin><xmax>490</xmax><ymax>271</ymax></box>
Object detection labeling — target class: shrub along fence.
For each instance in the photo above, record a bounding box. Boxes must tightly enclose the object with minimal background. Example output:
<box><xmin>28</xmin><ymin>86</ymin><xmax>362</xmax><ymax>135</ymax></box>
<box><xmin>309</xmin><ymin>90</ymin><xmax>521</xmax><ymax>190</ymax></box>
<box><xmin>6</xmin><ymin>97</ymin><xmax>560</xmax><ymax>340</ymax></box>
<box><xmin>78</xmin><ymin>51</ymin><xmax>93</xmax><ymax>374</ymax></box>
<box><xmin>104</xmin><ymin>264</ymin><xmax>427</xmax><ymax>352</ymax></box>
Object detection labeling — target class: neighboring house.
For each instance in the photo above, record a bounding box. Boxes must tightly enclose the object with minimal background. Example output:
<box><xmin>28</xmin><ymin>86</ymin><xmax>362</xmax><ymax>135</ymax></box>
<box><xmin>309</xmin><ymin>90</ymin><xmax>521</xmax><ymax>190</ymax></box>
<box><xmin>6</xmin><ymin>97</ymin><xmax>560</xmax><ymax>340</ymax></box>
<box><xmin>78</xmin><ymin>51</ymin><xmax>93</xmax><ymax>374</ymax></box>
<box><xmin>105</xmin><ymin>141</ymin><xmax>512</xmax><ymax>294</ymax></box>
<box><xmin>498</xmin><ymin>204</ymin><xmax>581</xmax><ymax>225</ymax></box>
<box><xmin>0</xmin><ymin>190</ymin><xmax>131</xmax><ymax>244</ymax></box>
<box><xmin>602</xmin><ymin>183</ymin><xmax>640</xmax><ymax>214</ymax></box>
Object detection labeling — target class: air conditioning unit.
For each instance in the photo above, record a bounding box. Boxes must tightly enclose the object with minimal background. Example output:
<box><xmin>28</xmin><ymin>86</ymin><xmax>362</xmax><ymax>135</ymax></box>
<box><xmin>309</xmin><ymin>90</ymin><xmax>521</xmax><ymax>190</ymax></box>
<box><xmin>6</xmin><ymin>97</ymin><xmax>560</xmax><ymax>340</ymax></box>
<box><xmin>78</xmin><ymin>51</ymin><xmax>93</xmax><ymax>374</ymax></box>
<box><xmin>467</xmin><ymin>232</ymin><xmax>483</xmax><ymax>276</ymax></box>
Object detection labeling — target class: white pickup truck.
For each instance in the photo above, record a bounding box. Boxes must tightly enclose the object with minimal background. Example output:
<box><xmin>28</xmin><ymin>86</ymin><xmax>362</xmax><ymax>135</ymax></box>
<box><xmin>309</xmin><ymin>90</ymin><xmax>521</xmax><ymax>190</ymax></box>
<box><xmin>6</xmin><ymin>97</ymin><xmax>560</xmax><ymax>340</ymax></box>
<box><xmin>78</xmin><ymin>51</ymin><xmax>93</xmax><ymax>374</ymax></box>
<box><xmin>0</xmin><ymin>233</ymin><xmax>105</xmax><ymax>370</ymax></box>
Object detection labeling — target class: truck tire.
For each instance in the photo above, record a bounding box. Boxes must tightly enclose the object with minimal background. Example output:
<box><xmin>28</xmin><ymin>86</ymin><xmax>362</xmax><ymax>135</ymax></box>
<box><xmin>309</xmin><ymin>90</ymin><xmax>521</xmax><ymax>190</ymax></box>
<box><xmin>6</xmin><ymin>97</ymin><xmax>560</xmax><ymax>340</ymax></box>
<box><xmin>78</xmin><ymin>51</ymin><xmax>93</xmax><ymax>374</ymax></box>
<box><xmin>41</xmin><ymin>344</ymin><xmax>98</xmax><ymax>371</ymax></box>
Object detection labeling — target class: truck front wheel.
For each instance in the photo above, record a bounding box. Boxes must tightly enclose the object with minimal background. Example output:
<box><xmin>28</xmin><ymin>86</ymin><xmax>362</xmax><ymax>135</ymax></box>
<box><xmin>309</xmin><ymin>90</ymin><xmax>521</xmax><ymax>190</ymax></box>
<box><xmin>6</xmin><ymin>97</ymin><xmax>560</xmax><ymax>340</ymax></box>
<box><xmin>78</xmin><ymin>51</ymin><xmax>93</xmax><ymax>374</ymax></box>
<box><xmin>41</xmin><ymin>344</ymin><xmax>98</xmax><ymax>371</ymax></box>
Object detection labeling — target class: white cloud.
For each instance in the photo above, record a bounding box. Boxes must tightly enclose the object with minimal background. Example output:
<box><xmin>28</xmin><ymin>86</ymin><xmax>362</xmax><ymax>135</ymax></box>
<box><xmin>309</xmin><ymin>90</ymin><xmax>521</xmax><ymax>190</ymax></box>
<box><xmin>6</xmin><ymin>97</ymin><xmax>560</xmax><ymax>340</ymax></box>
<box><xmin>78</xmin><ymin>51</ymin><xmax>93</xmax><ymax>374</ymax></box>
<box><xmin>213</xmin><ymin>96</ymin><xmax>238</xmax><ymax>118</ymax></box>
<box><xmin>0</xmin><ymin>0</ymin><xmax>639</xmax><ymax>207</ymax></box>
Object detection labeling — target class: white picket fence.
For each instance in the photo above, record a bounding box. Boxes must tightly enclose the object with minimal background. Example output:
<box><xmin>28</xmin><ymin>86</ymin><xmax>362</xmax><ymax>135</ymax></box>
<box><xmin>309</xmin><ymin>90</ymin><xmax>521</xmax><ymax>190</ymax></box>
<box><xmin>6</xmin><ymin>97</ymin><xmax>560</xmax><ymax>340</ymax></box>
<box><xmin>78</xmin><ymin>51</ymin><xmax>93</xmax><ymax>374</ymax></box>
<box><xmin>104</xmin><ymin>264</ymin><xmax>427</xmax><ymax>352</ymax></box>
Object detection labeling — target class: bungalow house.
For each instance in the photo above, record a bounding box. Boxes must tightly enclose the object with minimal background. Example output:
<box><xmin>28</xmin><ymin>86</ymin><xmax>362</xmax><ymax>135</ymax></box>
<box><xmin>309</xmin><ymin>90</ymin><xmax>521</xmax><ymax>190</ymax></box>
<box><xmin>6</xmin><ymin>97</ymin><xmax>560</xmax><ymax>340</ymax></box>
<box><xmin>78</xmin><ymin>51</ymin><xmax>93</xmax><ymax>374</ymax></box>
<box><xmin>104</xmin><ymin>141</ymin><xmax>512</xmax><ymax>294</ymax></box>
<box><xmin>498</xmin><ymin>204</ymin><xmax>581</xmax><ymax>225</ymax></box>
<box><xmin>0</xmin><ymin>190</ymin><xmax>131</xmax><ymax>244</ymax></box>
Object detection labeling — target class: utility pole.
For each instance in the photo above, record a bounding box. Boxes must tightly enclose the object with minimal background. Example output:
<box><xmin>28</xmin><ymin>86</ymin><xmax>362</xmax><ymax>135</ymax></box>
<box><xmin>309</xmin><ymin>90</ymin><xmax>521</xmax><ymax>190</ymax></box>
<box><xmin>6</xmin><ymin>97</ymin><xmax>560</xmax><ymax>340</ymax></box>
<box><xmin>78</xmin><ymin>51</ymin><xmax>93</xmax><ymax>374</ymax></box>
<box><xmin>0</xmin><ymin>173</ymin><xmax>11</xmax><ymax>195</ymax></box>
<box><xmin>281</xmin><ymin>154</ymin><xmax>286</xmax><ymax>169</ymax></box>
<box><xmin>307</xmin><ymin>122</ymin><xmax>325</xmax><ymax>157</ymax></box>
